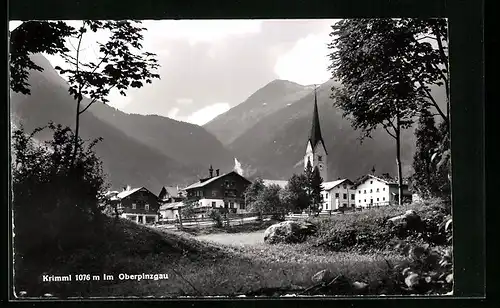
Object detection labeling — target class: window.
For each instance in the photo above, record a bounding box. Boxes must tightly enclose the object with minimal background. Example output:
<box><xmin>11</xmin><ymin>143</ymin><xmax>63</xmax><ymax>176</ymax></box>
<box><xmin>359</xmin><ymin>200</ymin><xmax>361</xmax><ymax>203</ymax></box>
<box><xmin>370</xmin><ymin>189</ymin><xmax>373</xmax><ymax>193</ymax></box>
<box><xmin>335</xmin><ymin>193</ymin><xmax>339</xmax><ymax>198</ymax></box>
<box><xmin>364</xmin><ymin>190</ymin><xmax>366</xmax><ymax>194</ymax></box>
<box><xmin>343</xmin><ymin>184</ymin><xmax>347</xmax><ymax>189</ymax></box>
<box><xmin>343</xmin><ymin>193</ymin><xmax>347</xmax><ymax>199</ymax></box>
<box><xmin>240</xmin><ymin>203</ymin><xmax>245</xmax><ymax>210</ymax></box>
<box><xmin>145</xmin><ymin>204</ymin><xmax>149</xmax><ymax>211</ymax></box>
<box><xmin>224</xmin><ymin>180</ymin><xmax>229</xmax><ymax>186</ymax></box>
<box><xmin>318</xmin><ymin>155</ymin><xmax>323</xmax><ymax>162</ymax></box>
<box><xmin>212</xmin><ymin>201</ymin><xmax>216</xmax><ymax>208</ymax></box>
<box><xmin>383</xmin><ymin>187</ymin><xmax>386</xmax><ymax>191</ymax></box>
<box><xmin>325</xmin><ymin>193</ymin><xmax>329</xmax><ymax>199</ymax></box>
<box><xmin>364</xmin><ymin>199</ymin><xmax>366</xmax><ymax>202</ymax></box>
<box><xmin>376</xmin><ymin>188</ymin><xmax>379</xmax><ymax>192</ymax></box>
<box><xmin>212</xmin><ymin>190</ymin><xmax>217</xmax><ymax>197</ymax></box>
<box><xmin>231</xmin><ymin>181</ymin><xmax>235</xmax><ymax>186</ymax></box>
<box><xmin>132</xmin><ymin>203</ymin><xmax>136</xmax><ymax>209</ymax></box>
<box><xmin>376</xmin><ymin>198</ymin><xmax>379</xmax><ymax>202</ymax></box>
<box><xmin>358</xmin><ymin>190</ymin><xmax>361</xmax><ymax>194</ymax></box>
<box><xmin>351</xmin><ymin>194</ymin><xmax>355</xmax><ymax>200</ymax></box>
<box><xmin>230</xmin><ymin>202</ymin><xmax>234</xmax><ymax>208</ymax></box>
<box><xmin>343</xmin><ymin>203</ymin><xmax>347</xmax><ymax>207</ymax></box>
<box><xmin>383</xmin><ymin>197</ymin><xmax>386</xmax><ymax>201</ymax></box>
<box><xmin>370</xmin><ymin>181</ymin><xmax>373</xmax><ymax>184</ymax></box>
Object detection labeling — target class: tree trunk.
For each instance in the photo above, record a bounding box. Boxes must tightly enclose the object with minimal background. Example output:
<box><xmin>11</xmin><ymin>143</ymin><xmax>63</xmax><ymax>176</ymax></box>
<box><xmin>72</xmin><ymin>98</ymin><xmax>82</xmax><ymax>165</ymax></box>
<box><xmin>178</xmin><ymin>208</ymin><xmax>183</xmax><ymax>230</ymax></box>
<box><xmin>396</xmin><ymin>115</ymin><xmax>403</xmax><ymax>207</ymax></box>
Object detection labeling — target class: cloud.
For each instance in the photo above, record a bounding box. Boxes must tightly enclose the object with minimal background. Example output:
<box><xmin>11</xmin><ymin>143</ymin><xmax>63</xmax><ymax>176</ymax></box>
<box><xmin>185</xmin><ymin>103</ymin><xmax>230</xmax><ymax>125</ymax></box>
<box><xmin>274</xmin><ymin>32</ymin><xmax>333</xmax><ymax>86</ymax></box>
<box><xmin>167</xmin><ymin>107</ymin><xmax>180</xmax><ymax>119</ymax></box>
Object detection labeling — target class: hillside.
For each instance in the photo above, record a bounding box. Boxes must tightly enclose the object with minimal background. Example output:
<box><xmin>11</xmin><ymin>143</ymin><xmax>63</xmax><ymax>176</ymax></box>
<box><xmin>10</xmin><ymin>54</ymin><xmax>234</xmax><ymax>192</ymax></box>
<box><xmin>204</xmin><ymin>79</ymin><xmax>314</xmax><ymax>145</ymax></box>
<box><xmin>227</xmin><ymin>79</ymin><xmax>446</xmax><ymax>181</ymax></box>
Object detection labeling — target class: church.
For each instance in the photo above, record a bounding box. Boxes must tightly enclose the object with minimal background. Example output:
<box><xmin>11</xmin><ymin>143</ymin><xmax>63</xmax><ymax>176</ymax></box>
<box><xmin>304</xmin><ymin>86</ymin><xmax>356</xmax><ymax>212</ymax></box>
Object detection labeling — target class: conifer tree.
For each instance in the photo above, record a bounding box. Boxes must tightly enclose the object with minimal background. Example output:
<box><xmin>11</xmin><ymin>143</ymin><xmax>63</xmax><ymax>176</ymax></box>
<box><xmin>411</xmin><ymin>108</ymin><xmax>440</xmax><ymax>198</ymax></box>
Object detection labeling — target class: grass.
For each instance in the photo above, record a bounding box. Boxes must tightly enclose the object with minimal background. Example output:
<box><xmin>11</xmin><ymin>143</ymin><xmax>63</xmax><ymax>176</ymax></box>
<box><xmin>14</xmin><ymin>215</ymin><xmax>407</xmax><ymax>298</ymax></box>
<box><xmin>180</xmin><ymin>219</ymin><xmax>277</xmax><ymax>236</ymax></box>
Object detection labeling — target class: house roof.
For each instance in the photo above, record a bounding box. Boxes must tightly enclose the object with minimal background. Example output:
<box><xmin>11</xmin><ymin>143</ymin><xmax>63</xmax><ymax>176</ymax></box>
<box><xmin>115</xmin><ymin>187</ymin><xmax>155</xmax><ymax>199</ymax></box>
<box><xmin>184</xmin><ymin>171</ymin><xmax>251</xmax><ymax>190</ymax></box>
<box><xmin>159</xmin><ymin>202</ymin><xmax>185</xmax><ymax>211</ymax></box>
<box><xmin>262</xmin><ymin>179</ymin><xmax>288</xmax><ymax>189</ymax></box>
<box><xmin>354</xmin><ymin>174</ymin><xmax>408</xmax><ymax>187</ymax></box>
<box><xmin>322</xmin><ymin>179</ymin><xmax>353</xmax><ymax>191</ymax></box>
<box><xmin>307</xmin><ymin>87</ymin><xmax>328</xmax><ymax>155</ymax></box>
<box><xmin>160</xmin><ymin>186</ymin><xmax>180</xmax><ymax>198</ymax></box>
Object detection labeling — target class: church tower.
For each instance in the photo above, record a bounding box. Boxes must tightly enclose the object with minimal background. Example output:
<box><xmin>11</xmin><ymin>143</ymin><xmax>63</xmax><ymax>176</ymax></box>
<box><xmin>304</xmin><ymin>86</ymin><xmax>328</xmax><ymax>181</ymax></box>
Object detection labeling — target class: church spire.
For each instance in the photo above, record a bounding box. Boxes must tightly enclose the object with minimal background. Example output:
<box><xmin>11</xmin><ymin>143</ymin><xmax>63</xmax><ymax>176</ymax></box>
<box><xmin>308</xmin><ymin>85</ymin><xmax>327</xmax><ymax>154</ymax></box>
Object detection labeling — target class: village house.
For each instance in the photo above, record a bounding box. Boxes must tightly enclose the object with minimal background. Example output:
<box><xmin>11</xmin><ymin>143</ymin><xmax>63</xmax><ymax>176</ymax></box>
<box><xmin>109</xmin><ymin>186</ymin><xmax>161</xmax><ymax>224</ymax></box>
<box><xmin>354</xmin><ymin>173</ymin><xmax>412</xmax><ymax>208</ymax></box>
<box><xmin>184</xmin><ymin>166</ymin><xmax>252</xmax><ymax>215</ymax></box>
<box><xmin>158</xmin><ymin>186</ymin><xmax>184</xmax><ymax>203</ymax></box>
<box><xmin>321</xmin><ymin>178</ymin><xmax>356</xmax><ymax>211</ymax></box>
<box><xmin>159</xmin><ymin>201</ymin><xmax>184</xmax><ymax>220</ymax></box>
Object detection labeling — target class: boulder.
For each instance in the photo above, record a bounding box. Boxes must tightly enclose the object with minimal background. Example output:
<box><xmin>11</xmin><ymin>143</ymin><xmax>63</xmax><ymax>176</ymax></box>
<box><xmin>263</xmin><ymin>221</ymin><xmax>317</xmax><ymax>244</ymax></box>
<box><xmin>311</xmin><ymin>269</ymin><xmax>333</xmax><ymax>284</ymax></box>
<box><xmin>388</xmin><ymin>210</ymin><xmax>423</xmax><ymax>231</ymax></box>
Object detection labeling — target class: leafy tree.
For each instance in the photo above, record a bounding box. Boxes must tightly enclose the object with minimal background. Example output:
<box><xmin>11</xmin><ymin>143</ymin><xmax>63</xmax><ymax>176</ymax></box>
<box><xmin>10</xmin><ymin>21</ymin><xmax>75</xmax><ymax>95</ymax></box>
<box><xmin>10</xmin><ymin>20</ymin><xmax>161</xmax><ymax>164</ymax></box>
<box><xmin>329</xmin><ymin>18</ymin><xmax>426</xmax><ymax>206</ymax></box>
<box><xmin>258</xmin><ymin>184</ymin><xmax>285</xmax><ymax>220</ymax></box>
<box><xmin>12</xmin><ymin>122</ymin><xmax>108</xmax><ymax>257</ymax></box>
<box><xmin>281</xmin><ymin>173</ymin><xmax>309</xmax><ymax>213</ymax></box>
<box><xmin>411</xmin><ymin>109</ymin><xmax>440</xmax><ymax>198</ymax></box>
<box><xmin>244</xmin><ymin>177</ymin><xmax>266</xmax><ymax>219</ymax></box>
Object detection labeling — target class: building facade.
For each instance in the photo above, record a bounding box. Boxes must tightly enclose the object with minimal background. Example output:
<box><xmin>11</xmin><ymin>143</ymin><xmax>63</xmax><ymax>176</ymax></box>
<box><xmin>354</xmin><ymin>174</ymin><xmax>411</xmax><ymax>208</ymax></box>
<box><xmin>322</xmin><ymin>179</ymin><xmax>356</xmax><ymax>211</ymax></box>
<box><xmin>304</xmin><ymin>86</ymin><xmax>328</xmax><ymax>181</ymax></box>
<box><xmin>184</xmin><ymin>168</ymin><xmax>252</xmax><ymax>215</ymax></box>
<box><xmin>112</xmin><ymin>187</ymin><xmax>161</xmax><ymax>224</ymax></box>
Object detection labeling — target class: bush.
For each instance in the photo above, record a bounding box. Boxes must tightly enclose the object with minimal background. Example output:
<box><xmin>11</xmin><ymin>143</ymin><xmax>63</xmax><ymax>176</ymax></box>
<box><xmin>12</xmin><ymin>123</ymin><xmax>108</xmax><ymax>283</ymax></box>
<box><xmin>310</xmin><ymin>200</ymin><xmax>451</xmax><ymax>253</ymax></box>
<box><xmin>207</xmin><ymin>209</ymin><xmax>223</xmax><ymax>228</ymax></box>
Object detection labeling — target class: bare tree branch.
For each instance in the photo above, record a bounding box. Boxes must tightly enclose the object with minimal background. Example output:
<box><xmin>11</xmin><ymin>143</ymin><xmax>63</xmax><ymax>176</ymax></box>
<box><xmin>384</xmin><ymin>126</ymin><xmax>397</xmax><ymax>140</ymax></box>
<box><xmin>417</xmin><ymin>80</ymin><xmax>448</xmax><ymax>123</ymax></box>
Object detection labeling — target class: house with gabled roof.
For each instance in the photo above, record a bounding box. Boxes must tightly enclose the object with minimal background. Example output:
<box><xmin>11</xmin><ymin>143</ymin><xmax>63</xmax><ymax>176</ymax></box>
<box><xmin>158</xmin><ymin>186</ymin><xmax>184</xmax><ymax>203</ymax></box>
<box><xmin>184</xmin><ymin>166</ymin><xmax>252</xmax><ymax>215</ymax></box>
<box><xmin>109</xmin><ymin>186</ymin><xmax>161</xmax><ymax>224</ymax></box>
<box><xmin>321</xmin><ymin>178</ymin><xmax>356</xmax><ymax>211</ymax></box>
<box><xmin>354</xmin><ymin>173</ymin><xmax>411</xmax><ymax>208</ymax></box>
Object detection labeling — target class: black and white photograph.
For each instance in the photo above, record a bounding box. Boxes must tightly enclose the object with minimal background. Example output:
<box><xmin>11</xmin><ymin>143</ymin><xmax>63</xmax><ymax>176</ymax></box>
<box><xmin>9</xmin><ymin>18</ymin><xmax>453</xmax><ymax>298</ymax></box>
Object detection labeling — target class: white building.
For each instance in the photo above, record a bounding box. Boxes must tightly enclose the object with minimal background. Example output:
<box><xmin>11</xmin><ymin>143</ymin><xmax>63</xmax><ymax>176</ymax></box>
<box><xmin>354</xmin><ymin>174</ymin><xmax>411</xmax><ymax>208</ymax></box>
<box><xmin>321</xmin><ymin>179</ymin><xmax>356</xmax><ymax>211</ymax></box>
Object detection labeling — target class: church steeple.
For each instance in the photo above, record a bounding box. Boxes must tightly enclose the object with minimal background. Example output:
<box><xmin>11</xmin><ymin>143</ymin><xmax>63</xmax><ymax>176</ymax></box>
<box><xmin>308</xmin><ymin>85</ymin><xmax>327</xmax><ymax>154</ymax></box>
<box><xmin>304</xmin><ymin>85</ymin><xmax>328</xmax><ymax>182</ymax></box>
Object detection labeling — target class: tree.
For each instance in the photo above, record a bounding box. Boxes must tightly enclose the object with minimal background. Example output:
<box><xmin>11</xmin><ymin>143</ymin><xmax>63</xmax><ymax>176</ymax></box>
<box><xmin>309</xmin><ymin>166</ymin><xmax>324</xmax><ymax>215</ymax></box>
<box><xmin>411</xmin><ymin>108</ymin><xmax>440</xmax><ymax>198</ymax></box>
<box><xmin>258</xmin><ymin>184</ymin><xmax>285</xmax><ymax>220</ymax></box>
<box><xmin>281</xmin><ymin>173</ymin><xmax>309</xmax><ymax>213</ymax></box>
<box><xmin>10</xmin><ymin>21</ymin><xmax>75</xmax><ymax>95</ymax></box>
<box><xmin>329</xmin><ymin>19</ymin><xmax>426</xmax><ymax>206</ymax></box>
<box><xmin>10</xmin><ymin>20</ymin><xmax>161</xmax><ymax>164</ymax></box>
<box><xmin>12</xmin><ymin>123</ymin><xmax>108</xmax><ymax>256</ymax></box>
<box><xmin>244</xmin><ymin>177</ymin><xmax>266</xmax><ymax>219</ymax></box>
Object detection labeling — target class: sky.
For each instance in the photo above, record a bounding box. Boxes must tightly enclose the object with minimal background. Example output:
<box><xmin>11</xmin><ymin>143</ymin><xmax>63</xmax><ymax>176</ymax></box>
<box><xmin>9</xmin><ymin>19</ymin><xmax>338</xmax><ymax>125</ymax></box>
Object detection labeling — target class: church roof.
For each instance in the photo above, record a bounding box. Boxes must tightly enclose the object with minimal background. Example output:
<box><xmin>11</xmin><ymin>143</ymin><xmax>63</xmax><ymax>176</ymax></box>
<box><xmin>308</xmin><ymin>87</ymin><xmax>327</xmax><ymax>154</ymax></box>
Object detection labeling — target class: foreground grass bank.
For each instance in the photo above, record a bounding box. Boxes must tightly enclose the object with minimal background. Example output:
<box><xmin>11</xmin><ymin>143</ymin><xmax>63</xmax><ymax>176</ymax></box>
<box><xmin>15</xmin><ymin>215</ymin><xmax>413</xmax><ymax>298</ymax></box>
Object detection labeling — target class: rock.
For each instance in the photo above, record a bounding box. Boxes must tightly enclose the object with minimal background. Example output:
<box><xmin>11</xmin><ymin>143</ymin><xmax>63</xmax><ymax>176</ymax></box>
<box><xmin>405</xmin><ymin>273</ymin><xmax>420</xmax><ymax>289</ymax></box>
<box><xmin>352</xmin><ymin>281</ymin><xmax>369</xmax><ymax>292</ymax></box>
<box><xmin>311</xmin><ymin>269</ymin><xmax>333</xmax><ymax>284</ymax></box>
<box><xmin>388</xmin><ymin>210</ymin><xmax>423</xmax><ymax>231</ymax></box>
<box><xmin>263</xmin><ymin>221</ymin><xmax>317</xmax><ymax>244</ymax></box>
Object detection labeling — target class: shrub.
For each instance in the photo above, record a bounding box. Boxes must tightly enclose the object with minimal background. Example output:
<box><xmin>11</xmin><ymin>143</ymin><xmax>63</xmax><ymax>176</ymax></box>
<box><xmin>207</xmin><ymin>209</ymin><xmax>223</xmax><ymax>228</ymax></box>
<box><xmin>12</xmin><ymin>123</ymin><xmax>108</xmax><ymax>291</ymax></box>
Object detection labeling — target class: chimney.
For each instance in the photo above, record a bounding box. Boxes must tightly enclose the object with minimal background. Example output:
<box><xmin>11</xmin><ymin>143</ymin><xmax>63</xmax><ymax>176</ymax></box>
<box><xmin>209</xmin><ymin>165</ymin><xmax>214</xmax><ymax>178</ymax></box>
<box><xmin>126</xmin><ymin>185</ymin><xmax>131</xmax><ymax>191</ymax></box>
<box><xmin>371</xmin><ymin>166</ymin><xmax>376</xmax><ymax>175</ymax></box>
<box><xmin>216</xmin><ymin>169</ymin><xmax>220</xmax><ymax>176</ymax></box>
<box><xmin>337</xmin><ymin>177</ymin><xmax>341</xmax><ymax>180</ymax></box>
<box><xmin>122</xmin><ymin>186</ymin><xmax>127</xmax><ymax>192</ymax></box>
